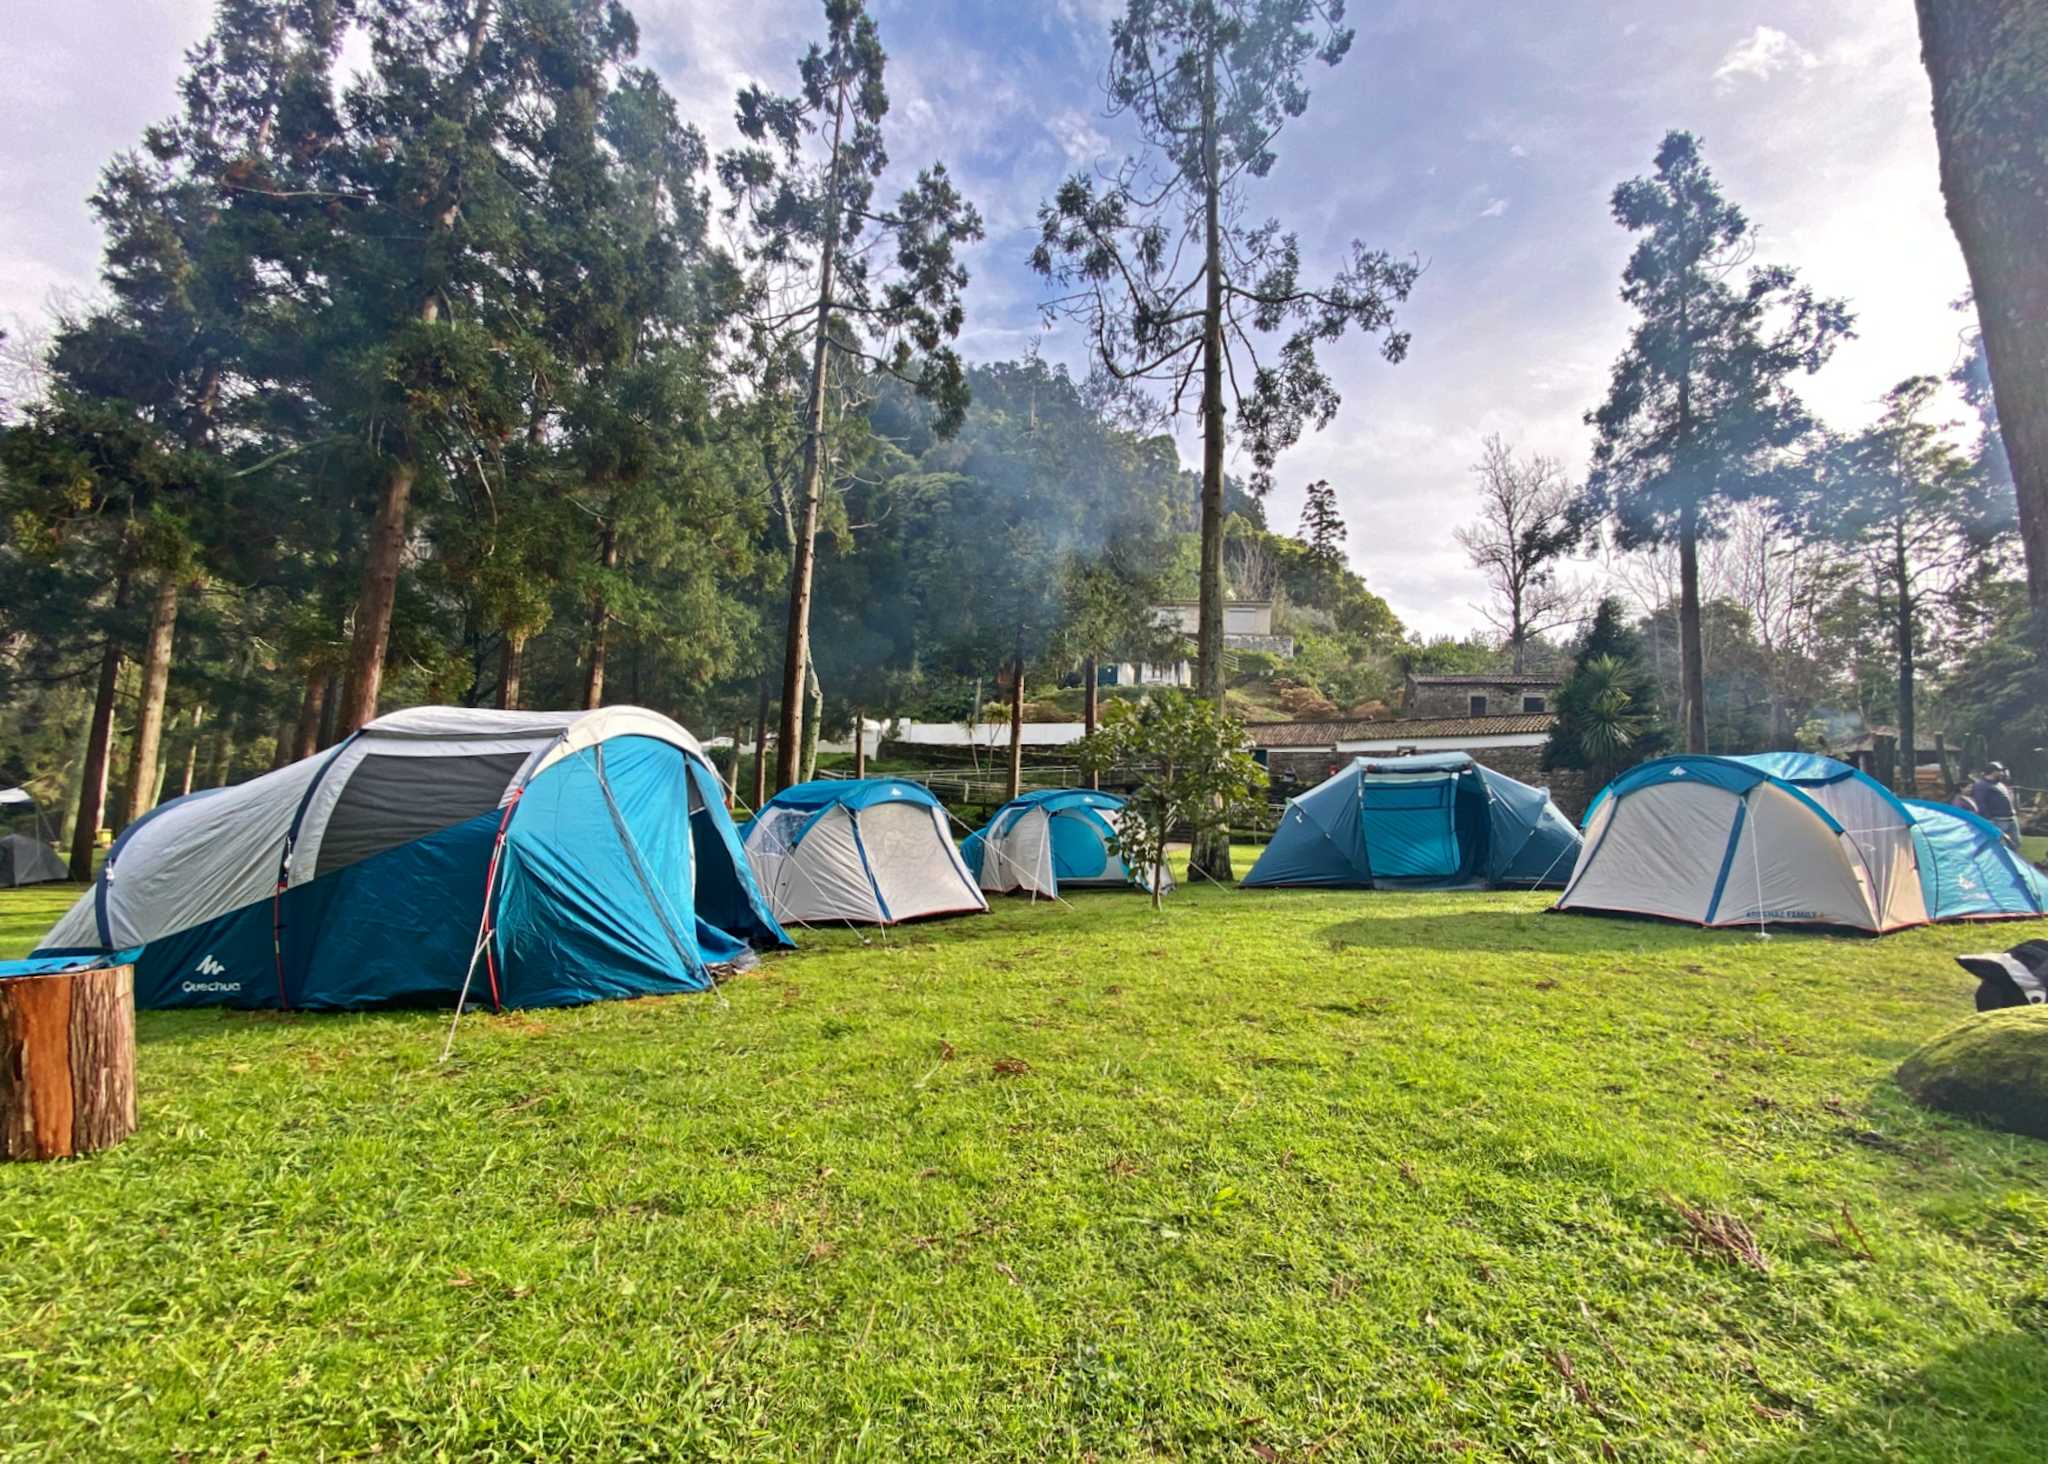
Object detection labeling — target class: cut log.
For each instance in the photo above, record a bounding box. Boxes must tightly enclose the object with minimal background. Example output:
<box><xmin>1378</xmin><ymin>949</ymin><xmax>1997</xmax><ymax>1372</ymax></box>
<box><xmin>0</xmin><ymin>966</ymin><xmax>136</xmax><ymax>1161</ymax></box>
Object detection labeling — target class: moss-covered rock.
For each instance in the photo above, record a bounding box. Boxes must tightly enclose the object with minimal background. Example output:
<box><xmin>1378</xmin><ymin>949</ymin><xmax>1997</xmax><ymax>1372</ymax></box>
<box><xmin>1897</xmin><ymin>1006</ymin><xmax>2048</xmax><ymax>1140</ymax></box>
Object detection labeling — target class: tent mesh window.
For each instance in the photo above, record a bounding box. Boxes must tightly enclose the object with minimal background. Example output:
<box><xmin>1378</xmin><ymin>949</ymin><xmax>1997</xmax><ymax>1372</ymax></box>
<box><xmin>315</xmin><ymin>751</ymin><xmax>530</xmax><ymax>877</ymax></box>
<box><xmin>748</xmin><ymin>808</ymin><xmax>809</xmax><ymax>859</ymax></box>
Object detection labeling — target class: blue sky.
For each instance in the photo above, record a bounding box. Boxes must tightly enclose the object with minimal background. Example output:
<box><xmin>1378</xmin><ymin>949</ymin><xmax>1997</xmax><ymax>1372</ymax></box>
<box><xmin>0</xmin><ymin>1</ymin><xmax>1973</xmax><ymax>636</ymax></box>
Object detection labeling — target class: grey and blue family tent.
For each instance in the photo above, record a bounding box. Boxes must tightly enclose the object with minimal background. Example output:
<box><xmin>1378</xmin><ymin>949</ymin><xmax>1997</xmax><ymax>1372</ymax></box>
<box><xmin>742</xmin><ymin>779</ymin><xmax>987</xmax><ymax>926</ymax></box>
<box><xmin>1556</xmin><ymin>752</ymin><xmax>2048</xmax><ymax>934</ymax></box>
<box><xmin>34</xmin><ymin>707</ymin><xmax>789</xmax><ymax>1010</ymax></box>
<box><xmin>0</xmin><ymin>787</ymin><xmax>66</xmax><ymax>887</ymax></box>
<box><xmin>960</xmin><ymin>788</ymin><xmax>1168</xmax><ymax>898</ymax></box>
<box><xmin>1243</xmin><ymin>753</ymin><xmax>1582</xmax><ymax>890</ymax></box>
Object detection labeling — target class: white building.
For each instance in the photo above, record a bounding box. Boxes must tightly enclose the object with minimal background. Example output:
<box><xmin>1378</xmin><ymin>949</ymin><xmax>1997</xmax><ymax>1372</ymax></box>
<box><xmin>1112</xmin><ymin>600</ymin><xmax>1294</xmax><ymax>687</ymax></box>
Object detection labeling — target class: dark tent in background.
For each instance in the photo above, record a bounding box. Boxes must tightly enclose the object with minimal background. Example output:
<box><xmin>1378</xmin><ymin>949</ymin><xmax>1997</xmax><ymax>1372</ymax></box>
<box><xmin>0</xmin><ymin>788</ymin><xmax>67</xmax><ymax>887</ymax></box>
<box><xmin>1244</xmin><ymin>753</ymin><xmax>1583</xmax><ymax>890</ymax></box>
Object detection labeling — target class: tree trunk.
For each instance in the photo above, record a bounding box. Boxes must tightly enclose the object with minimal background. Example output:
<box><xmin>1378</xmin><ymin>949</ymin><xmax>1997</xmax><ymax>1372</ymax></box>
<box><xmin>776</xmin><ymin>81</ymin><xmax>851</xmax><ymax>793</ymax></box>
<box><xmin>752</xmin><ymin>673</ymin><xmax>771</xmax><ymax>811</ymax></box>
<box><xmin>726</xmin><ymin>722</ymin><xmax>745</xmax><ymax>806</ymax></box>
<box><xmin>852</xmin><ymin>706</ymin><xmax>867</xmax><ymax>779</ymax></box>
<box><xmin>1916</xmin><ymin>0</ymin><xmax>2048</xmax><ymax>636</ymax></box>
<box><xmin>801</xmin><ymin>658</ymin><xmax>823</xmax><ymax>783</ymax></box>
<box><xmin>1677</xmin><ymin>502</ymin><xmax>1709</xmax><ymax>754</ymax></box>
<box><xmin>1083</xmin><ymin>653</ymin><xmax>1100</xmax><ymax>790</ymax></box>
<box><xmin>0</xmin><ymin>965</ymin><xmax>136</xmax><ymax>1162</ymax></box>
<box><xmin>1895</xmin><ymin>537</ymin><xmax>1917</xmax><ymax>797</ymax></box>
<box><xmin>1007</xmin><ymin>632</ymin><xmax>1026</xmax><ymax>802</ymax></box>
<box><xmin>292</xmin><ymin>671</ymin><xmax>329</xmax><ymax>764</ymax></box>
<box><xmin>272</xmin><ymin>719</ymin><xmax>296</xmax><ymax>771</ymax></box>
<box><xmin>498</xmin><ymin>632</ymin><xmax>525</xmax><ymax>710</ymax></box>
<box><xmin>119</xmin><ymin>574</ymin><xmax>181</xmax><ymax>828</ymax></box>
<box><xmin>69</xmin><ymin>565</ymin><xmax>133</xmax><ymax>881</ymax></box>
<box><xmin>317</xmin><ymin>666</ymin><xmax>343</xmax><ymax>750</ymax></box>
<box><xmin>337</xmin><ymin>457</ymin><xmax>415</xmax><ymax>734</ymax></box>
<box><xmin>1189</xmin><ymin>38</ymin><xmax>1235</xmax><ymax>882</ymax></box>
<box><xmin>178</xmin><ymin>705</ymin><xmax>204</xmax><ymax>799</ymax></box>
<box><xmin>208</xmin><ymin>725</ymin><xmax>237</xmax><ymax>789</ymax></box>
<box><xmin>583</xmin><ymin>521</ymin><xmax>617</xmax><ymax>709</ymax></box>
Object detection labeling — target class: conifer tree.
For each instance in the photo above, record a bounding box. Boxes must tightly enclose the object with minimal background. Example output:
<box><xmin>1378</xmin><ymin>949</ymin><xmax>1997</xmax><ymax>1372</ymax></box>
<box><xmin>719</xmin><ymin>0</ymin><xmax>983</xmax><ymax>789</ymax></box>
<box><xmin>1032</xmin><ymin>0</ymin><xmax>1418</xmax><ymax>878</ymax></box>
<box><xmin>1584</xmin><ymin>131</ymin><xmax>1850</xmax><ymax>753</ymax></box>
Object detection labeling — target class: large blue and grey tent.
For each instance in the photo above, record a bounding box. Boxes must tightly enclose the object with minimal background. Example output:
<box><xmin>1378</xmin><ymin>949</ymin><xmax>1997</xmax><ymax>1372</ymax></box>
<box><xmin>1557</xmin><ymin>751</ymin><xmax>2048</xmax><ymax>933</ymax></box>
<box><xmin>1244</xmin><ymin>752</ymin><xmax>1582</xmax><ymax>890</ymax></box>
<box><xmin>34</xmin><ymin>707</ymin><xmax>790</xmax><ymax>1009</ymax></box>
<box><xmin>742</xmin><ymin>779</ymin><xmax>987</xmax><ymax>925</ymax></box>
<box><xmin>960</xmin><ymin>788</ymin><xmax>1167</xmax><ymax>898</ymax></box>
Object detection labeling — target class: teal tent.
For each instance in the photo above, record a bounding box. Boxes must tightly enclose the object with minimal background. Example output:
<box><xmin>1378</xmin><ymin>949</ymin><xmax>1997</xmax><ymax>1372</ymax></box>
<box><xmin>1244</xmin><ymin>753</ymin><xmax>1582</xmax><ymax>890</ymax></box>
<box><xmin>1906</xmin><ymin>799</ymin><xmax>2048</xmax><ymax>921</ymax></box>
<box><xmin>959</xmin><ymin>788</ymin><xmax>1167</xmax><ymax>898</ymax></box>
<box><xmin>34</xmin><ymin>707</ymin><xmax>790</xmax><ymax>1010</ymax></box>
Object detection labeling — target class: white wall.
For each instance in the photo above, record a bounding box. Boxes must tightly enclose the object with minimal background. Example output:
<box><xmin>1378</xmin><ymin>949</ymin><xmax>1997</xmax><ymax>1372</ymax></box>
<box><xmin>893</xmin><ymin>720</ymin><xmax>1088</xmax><ymax>749</ymax></box>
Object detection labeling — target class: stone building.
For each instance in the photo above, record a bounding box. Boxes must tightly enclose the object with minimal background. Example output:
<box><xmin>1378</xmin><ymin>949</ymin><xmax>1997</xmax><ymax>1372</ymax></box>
<box><xmin>1402</xmin><ymin>672</ymin><xmax>1561</xmax><ymax>720</ymax></box>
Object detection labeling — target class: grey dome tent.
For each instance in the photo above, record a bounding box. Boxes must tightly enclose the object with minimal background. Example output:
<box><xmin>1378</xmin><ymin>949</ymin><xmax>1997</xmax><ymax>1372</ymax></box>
<box><xmin>1243</xmin><ymin>753</ymin><xmax>1583</xmax><ymax>890</ymax></box>
<box><xmin>0</xmin><ymin>788</ymin><xmax>67</xmax><ymax>887</ymax></box>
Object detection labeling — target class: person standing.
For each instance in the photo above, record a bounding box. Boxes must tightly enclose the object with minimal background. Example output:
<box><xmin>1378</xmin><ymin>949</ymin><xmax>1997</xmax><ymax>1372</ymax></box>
<box><xmin>1970</xmin><ymin>762</ymin><xmax>2021</xmax><ymax>847</ymax></box>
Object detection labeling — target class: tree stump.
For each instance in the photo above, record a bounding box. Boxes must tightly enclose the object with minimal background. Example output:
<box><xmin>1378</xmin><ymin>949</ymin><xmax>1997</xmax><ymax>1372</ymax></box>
<box><xmin>0</xmin><ymin>965</ymin><xmax>136</xmax><ymax>1161</ymax></box>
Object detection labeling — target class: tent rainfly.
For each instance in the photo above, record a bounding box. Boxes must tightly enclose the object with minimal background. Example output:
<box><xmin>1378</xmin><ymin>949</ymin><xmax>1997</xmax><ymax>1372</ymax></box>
<box><xmin>742</xmin><ymin>779</ymin><xmax>987</xmax><ymax>926</ymax></box>
<box><xmin>1556</xmin><ymin>751</ymin><xmax>2048</xmax><ymax>934</ymax></box>
<box><xmin>960</xmin><ymin>788</ymin><xmax>1167</xmax><ymax>899</ymax></box>
<box><xmin>1905</xmin><ymin>799</ymin><xmax>2048</xmax><ymax>921</ymax></box>
<box><xmin>34</xmin><ymin>706</ymin><xmax>790</xmax><ymax>1009</ymax></box>
<box><xmin>1243</xmin><ymin>752</ymin><xmax>1583</xmax><ymax>890</ymax></box>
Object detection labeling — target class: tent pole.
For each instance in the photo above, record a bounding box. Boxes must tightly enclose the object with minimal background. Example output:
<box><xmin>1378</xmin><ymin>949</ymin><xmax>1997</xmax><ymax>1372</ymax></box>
<box><xmin>439</xmin><ymin>925</ymin><xmax>494</xmax><ymax>1064</ymax></box>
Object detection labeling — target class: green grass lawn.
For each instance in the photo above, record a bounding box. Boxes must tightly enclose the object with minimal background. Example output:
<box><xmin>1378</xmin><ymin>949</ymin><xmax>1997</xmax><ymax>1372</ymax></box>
<box><xmin>3</xmin><ymin>866</ymin><xmax>2047</xmax><ymax>1461</ymax></box>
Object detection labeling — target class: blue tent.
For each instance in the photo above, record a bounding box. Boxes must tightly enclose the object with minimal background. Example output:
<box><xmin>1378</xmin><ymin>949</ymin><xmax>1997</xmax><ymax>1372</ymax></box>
<box><xmin>959</xmin><ymin>788</ymin><xmax>1167</xmax><ymax>897</ymax></box>
<box><xmin>741</xmin><ymin>779</ymin><xmax>987</xmax><ymax>925</ymax></box>
<box><xmin>35</xmin><ymin>707</ymin><xmax>790</xmax><ymax>1010</ymax></box>
<box><xmin>1243</xmin><ymin>752</ymin><xmax>1583</xmax><ymax>890</ymax></box>
<box><xmin>1905</xmin><ymin>798</ymin><xmax>2048</xmax><ymax>921</ymax></box>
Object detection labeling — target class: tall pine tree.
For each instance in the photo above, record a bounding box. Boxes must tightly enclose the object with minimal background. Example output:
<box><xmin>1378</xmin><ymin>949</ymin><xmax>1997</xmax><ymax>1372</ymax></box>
<box><xmin>719</xmin><ymin>0</ymin><xmax>983</xmax><ymax>790</ymax></box>
<box><xmin>1584</xmin><ymin>131</ymin><xmax>1850</xmax><ymax>753</ymax></box>
<box><xmin>1032</xmin><ymin>0</ymin><xmax>1418</xmax><ymax>878</ymax></box>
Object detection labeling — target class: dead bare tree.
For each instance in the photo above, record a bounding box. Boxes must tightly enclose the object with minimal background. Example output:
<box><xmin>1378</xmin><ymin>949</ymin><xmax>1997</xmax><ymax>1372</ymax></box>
<box><xmin>1455</xmin><ymin>435</ymin><xmax>1584</xmax><ymax>671</ymax></box>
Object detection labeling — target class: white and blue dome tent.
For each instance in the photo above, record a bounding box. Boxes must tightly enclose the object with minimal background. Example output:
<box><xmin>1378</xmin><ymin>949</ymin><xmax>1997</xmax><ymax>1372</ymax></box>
<box><xmin>34</xmin><ymin>706</ymin><xmax>790</xmax><ymax>1009</ymax></box>
<box><xmin>960</xmin><ymin>788</ymin><xmax>1168</xmax><ymax>899</ymax></box>
<box><xmin>742</xmin><ymin>778</ymin><xmax>987</xmax><ymax>926</ymax></box>
<box><xmin>1556</xmin><ymin>751</ymin><xmax>2044</xmax><ymax>934</ymax></box>
<box><xmin>1243</xmin><ymin>753</ymin><xmax>1583</xmax><ymax>890</ymax></box>
<box><xmin>1905</xmin><ymin>798</ymin><xmax>2048</xmax><ymax>921</ymax></box>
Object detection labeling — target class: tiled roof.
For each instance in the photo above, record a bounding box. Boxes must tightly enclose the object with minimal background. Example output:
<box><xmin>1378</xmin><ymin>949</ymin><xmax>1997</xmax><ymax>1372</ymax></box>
<box><xmin>1407</xmin><ymin>673</ymin><xmax>1563</xmax><ymax>687</ymax></box>
<box><xmin>1247</xmin><ymin>712</ymin><xmax>1557</xmax><ymax>747</ymax></box>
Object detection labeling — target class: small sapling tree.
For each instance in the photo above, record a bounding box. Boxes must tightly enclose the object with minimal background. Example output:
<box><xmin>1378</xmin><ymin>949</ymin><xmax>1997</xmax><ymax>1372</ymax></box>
<box><xmin>1075</xmin><ymin>691</ymin><xmax>1267</xmax><ymax>909</ymax></box>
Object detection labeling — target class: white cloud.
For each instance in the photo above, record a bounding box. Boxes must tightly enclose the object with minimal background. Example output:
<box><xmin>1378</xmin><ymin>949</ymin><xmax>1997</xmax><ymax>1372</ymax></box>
<box><xmin>1045</xmin><ymin>107</ymin><xmax>1111</xmax><ymax>166</ymax></box>
<box><xmin>1508</xmin><ymin>142</ymin><xmax>1528</xmax><ymax>158</ymax></box>
<box><xmin>1479</xmin><ymin>197</ymin><xmax>1509</xmax><ymax>219</ymax></box>
<box><xmin>1713</xmin><ymin>26</ymin><xmax>1819</xmax><ymax>89</ymax></box>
